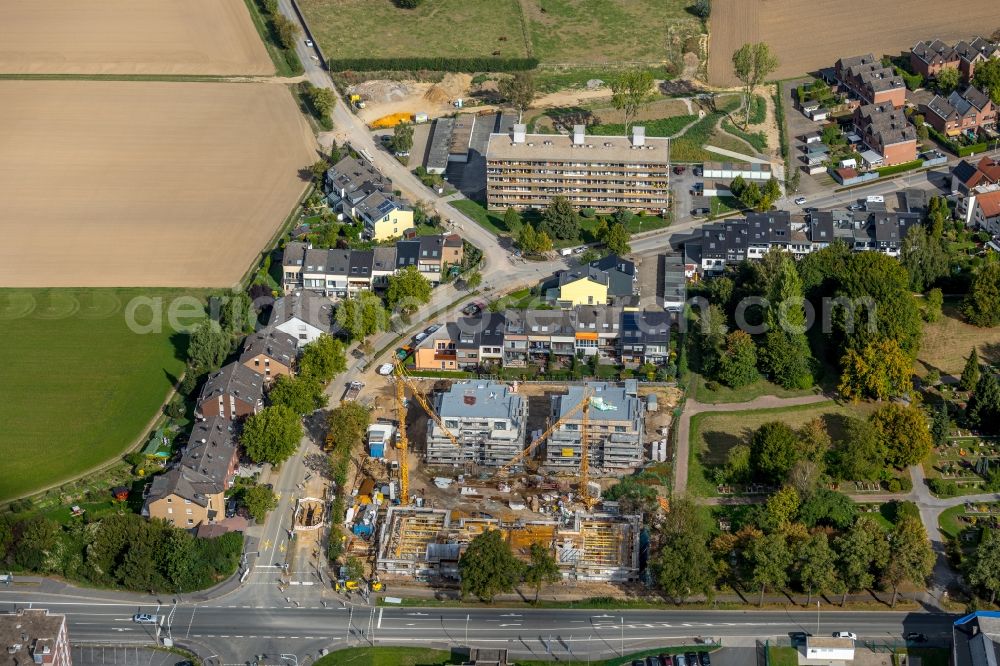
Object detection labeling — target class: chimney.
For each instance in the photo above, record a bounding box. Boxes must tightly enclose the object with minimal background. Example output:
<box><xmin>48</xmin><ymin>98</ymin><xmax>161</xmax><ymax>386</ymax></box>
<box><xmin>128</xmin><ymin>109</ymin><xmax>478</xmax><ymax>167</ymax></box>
<box><xmin>512</xmin><ymin>123</ymin><xmax>526</xmax><ymax>144</ymax></box>
<box><xmin>573</xmin><ymin>125</ymin><xmax>585</xmax><ymax>145</ymax></box>
<box><xmin>632</xmin><ymin>126</ymin><xmax>646</xmax><ymax>146</ymax></box>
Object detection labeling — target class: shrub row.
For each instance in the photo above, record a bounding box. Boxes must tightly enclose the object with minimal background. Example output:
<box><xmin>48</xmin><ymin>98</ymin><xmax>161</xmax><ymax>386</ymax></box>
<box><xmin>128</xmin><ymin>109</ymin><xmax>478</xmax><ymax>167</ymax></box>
<box><xmin>928</xmin><ymin>126</ymin><xmax>989</xmax><ymax>157</ymax></box>
<box><xmin>876</xmin><ymin>159</ymin><xmax>924</xmax><ymax>177</ymax></box>
<box><xmin>327</xmin><ymin>57</ymin><xmax>539</xmax><ymax>73</ymax></box>
<box><xmin>773</xmin><ymin>85</ymin><xmax>791</xmax><ymax>185</ymax></box>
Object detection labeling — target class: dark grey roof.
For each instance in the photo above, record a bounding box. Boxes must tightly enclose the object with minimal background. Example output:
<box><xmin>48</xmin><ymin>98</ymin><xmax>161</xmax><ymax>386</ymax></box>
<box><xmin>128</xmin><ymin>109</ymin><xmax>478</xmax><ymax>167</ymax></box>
<box><xmin>356</xmin><ymin>190</ymin><xmax>405</xmax><ymax>223</ymax></box>
<box><xmin>570</xmin><ymin>305</ymin><xmax>621</xmax><ymax>332</ymax></box>
<box><xmin>240</xmin><ymin>328</ymin><xmax>297</xmax><ymax>368</ymax></box>
<box><xmin>953</xmin><ymin>612</ymin><xmax>1000</xmax><ymax>666</ymax></box>
<box><xmin>418</xmin><ymin>236</ymin><xmax>445</xmax><ymax>262</ymax></box>
<box><xmin>955</xmin><ymin>37</ymin><xmax>998</xmax><ymax>63</ymax></box>
<box><xmin>396</xmin><ymin>239</ymin><xmax>420</xmax><ymax>267</ymax></box>
<box><xmin>182</xmin><ymin>417</ymin><xmax>237</xmax><ymax>488</ymax></box>
<box><xmin>147</xmin><ymin>466</ymin><xmax>218</xmax><ymax>507</ymax></box>
<box><xmin>198</xmin><ymin>362</ymin><xmax>264</xmax><ymax>409</ymax></box>
<box><xmin>621</xmin><ymin>310</ymin><xmax>671</xmax><ymax>345</ymax></box>
<box><xmin>349</xmin><ymin>250</ymin><xmax>374</xmax><ymax>277</ymax></box>
<box><xmin>911</xmin><ymin>39</ymin><xmax>956</xmax><ymax>65</ymax></box>
<box><xmin>449</xmin><ymin>312</ymin><xmax>505</xmax><ymax>349</ymax></box>
<box><xmin>283</xmin><ymin>241</ymin><xmax>308</xmax><ymax>267</ymax></box>
<box><xmin>953</xmin><ymin>159</ymin><xmax>980</xmax><ymax>185</ymax></box>
<box><xmin>855</xmin><ymin>103</ymin><xmax>916</xmax><ymax>146</ymax></box>
<box><xmin>591</xmin><ymin>254</ymin><xmax>636</xmax><ymax>277</ymax></box>
<box><xmin>268</xmin><ymin>291</ymin><xmax>336</xmax><ymax>332</ymax></box>
<box><xmin>372</xmin><ymin>246</ymin><xmax>397</xmax><ymax>272</ymax></box>
<box><xmin>558</xmin><ymin>266</ymin><xmax>609</xmax><ymax>288</ymax></box>
<box><xmin>809</xmin><ymin>211</ymin><xmax>836</xmax><ymax>243</ymax></box>
<box><xmin>326</xmin><ymin>155</ymin><xmax>391</xmax><ymax>196</ymax></box>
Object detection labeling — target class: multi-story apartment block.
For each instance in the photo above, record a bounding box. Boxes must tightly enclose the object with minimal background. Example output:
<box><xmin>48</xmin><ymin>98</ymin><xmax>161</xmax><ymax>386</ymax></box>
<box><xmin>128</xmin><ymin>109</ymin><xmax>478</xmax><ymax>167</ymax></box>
<box><xmin>281</xmin><ymin>235</ymin><xmax>462</xmax><ymax>294</ymax></box>
<box><xmin>143</xmin><ymin>417</ymin><xmax>238</xmax><ymax>528</ymax></box>
<box><xmin>834</xmin><ymin>54</ymin><xmax>906</xmax><ymax>108</ymax></box>
<box><xmin>546</xmin><ymin>381</ymin><xmax>644</xmax><ymax>472</ymax></box>
<box><xmin>196</xmin><ymin>362</ymin><xmax>264</xmax><ymax>420</ymax></box>
<box><xmin>925</xmin><ymin>86</ymin><xmax>996</xmax><ymax>137</ymax></box>
<box><xmin>853</xmin><ymin>103</ymin><xmax>918</xmax><ymax>166</ymax></box>
<box><xmin>0</xmin><ymin>609</ymin><xmax>72</xmax><ymax>666</ymax></box>
<box><xmin>325</xmin><ymin>154</ymin><xmax>412</xmax><ymax>242</ymax></box>
<box><xmin>426</xmin><ymin>381</ymin><xmax>527</xmax><ymax>467</ymax></box>
<box><xmin>486</xmin><ymin>124</ymin><xmax>669</xmax><ymax>213</ymax></box>
<box><xmin>240</xmin><ymin>328</ymin><xmax>297</xmax><ymax>383</ymax></box>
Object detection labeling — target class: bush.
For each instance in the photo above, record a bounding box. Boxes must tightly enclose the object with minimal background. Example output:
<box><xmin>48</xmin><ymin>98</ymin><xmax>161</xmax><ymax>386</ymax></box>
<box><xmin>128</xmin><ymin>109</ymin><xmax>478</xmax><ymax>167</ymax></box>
<box><xmin>394</xmin><ymin>0</ymin><xmax>424</xmax><ymax>6</ymax></box>
<box><xmin>929</xmin><ymin>478</ymin><xmax>961</xmax><ymax>497</ymax></box>
<box><xmin>327</xmin><ymin>57</ymin><xmax>539</xmax><ymax>73</ymax></box>
<box><xmin>704</xmin><ymin>380</ymin><xmax>721</xmax><ymax>391</ymax></box>
<box><xmin>885</xmin><ymin>478</ymin><xmax>901</xmax><ymax>492</ymax></box>
<box><xmin>876</xmin><ymin>159</ymin><xmax>923</xmax><ymax>177</ymax></box>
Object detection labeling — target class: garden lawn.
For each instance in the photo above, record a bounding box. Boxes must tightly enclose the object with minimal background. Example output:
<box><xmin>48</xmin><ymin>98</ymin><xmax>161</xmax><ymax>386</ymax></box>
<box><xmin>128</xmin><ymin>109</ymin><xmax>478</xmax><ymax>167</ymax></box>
<box><xmin>689</xmin><ymin>401</ymin><xmax>876</xmax><ymax>495</ymax></box>
<box><xmin>917</xmin><ymin>301</ymin><xmax>1000</xmax><ymax>377</ymax></box>
<box><xmin>588</xmin><ymin>115</ymin><xmax>696</xmax><ymax>138</ymax></box>
<box><xmin>451</xmin><ymin>199</ymin><xmax>513</xmax><ymax>236</ymax></box>
<box><xmin>0</xmin><ymin>288</ymin><xmax>208</xmax><ymax>502</ymax></box>
<box><xmin>939</xmin><ymin>504</ymin><xmax>967</xmax><ymax>540</ymax></box>
<box><xmin>534</xmin><ymin>65</ymin><xmax>673</xmax><ymax>93</ymax></box>
<box><xmin>767</xmin><ymin>647</ymin><xmax>799</xmax><ymax>666</ymax></box>
<box><xmin>692</xmin><ymin>373</ymin><xmax>818</xmax><ymax>404</ymax></box>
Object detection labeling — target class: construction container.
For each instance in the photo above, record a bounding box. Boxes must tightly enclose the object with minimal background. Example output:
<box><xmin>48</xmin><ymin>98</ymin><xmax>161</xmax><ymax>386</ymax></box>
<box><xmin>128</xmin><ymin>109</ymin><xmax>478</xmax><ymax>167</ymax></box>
<box><xmin>646</xmin><ymin>394</ymin><xmax>658</xmax><ymax>412</ymax></box>
<box><xmin>369</xmin><ymin>441</ymin><xmax>385</xmax><ymax>459</ymax></box>
<box><xmin>414</xmin><ymin>112</ymin><xmax>429</xmax><ymax>124</ymax></box>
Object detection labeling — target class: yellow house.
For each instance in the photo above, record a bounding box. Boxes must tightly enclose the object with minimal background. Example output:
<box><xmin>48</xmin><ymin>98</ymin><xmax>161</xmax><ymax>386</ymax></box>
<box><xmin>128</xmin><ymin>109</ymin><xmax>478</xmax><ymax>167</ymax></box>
<box><xmin>358</xmin><ymin>191</ymin><xmax>414</xmax><ymax>242</ymax></box>
<box><xmin>557</xmin><ymin>267</ymin><xmax>609</xmax><ymax>307</ymax></box>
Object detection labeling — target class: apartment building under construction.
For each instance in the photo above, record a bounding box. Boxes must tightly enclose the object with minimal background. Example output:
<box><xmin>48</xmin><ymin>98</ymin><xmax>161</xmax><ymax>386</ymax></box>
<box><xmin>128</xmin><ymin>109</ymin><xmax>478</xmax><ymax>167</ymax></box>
<box><xmin>545</xmin><ymin>381</ymin><xmax>644</xmax><ymax>472</ymax></box>
<box><xmin>426</xmin><ymin>381</ymin><xmax>527</xmax><ymax>467</ymax></box>
<box><xmin>376</xmin><ymin>507</ymin><xmax>641</xmax><ymax>582</ymax></box>
<box><xmin>485</xmin><ymin>124</ymin><xmax>670</xmax><ymax>213</ymax></box>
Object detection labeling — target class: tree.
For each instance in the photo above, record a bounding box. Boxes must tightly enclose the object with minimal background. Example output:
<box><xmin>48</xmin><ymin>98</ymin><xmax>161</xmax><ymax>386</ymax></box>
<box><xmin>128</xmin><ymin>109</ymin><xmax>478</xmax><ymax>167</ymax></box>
<box><xmin>344</xmin><ymin>555</ymin><xmax>366</xmax><ymax>581</ymax></box>
<box><xmin>523</xmin><ymin>542</ymin><xmax>561</xmax><ymax>603</ymax></box>
<box><xmin>336</xmin><ymin>291</ymin><xmax>389</xmax><ymax>343</ymax></box>
<box><xmin>749</xmin><ymin>421</ymin><xmax>799</xmax><ymax>484</ymax></box>
<box><xmin>961</xmin><ymin>347</ymin><xmax>982</xmax><ymax>391</ymax></box>
<box><xmin>13</xmin><ymin>516</ymin><xmax>59</xmax><ymax>571</ymax></box>
<box><xmin>498</xmin><ymin>71</ymin><xmax>536</xmax><ymax>117</ymax></box>
<box><xmin>838</xmin><ymin>251</ymin><xmax>923</xmax><ymax>356</ymax></box>
<box><xmin>386</xmin><ymin>265</ymin><xmax>432</xmax><ymax>314</ymax></box>
<box><xmin>798</xmin><ymin>489</ymin><xmax>857</xmax><ymax>529</ymax></box>
<box><xmin>298</xmin><ymin>334</ymin><xmax>347</xmax><ymax>383</ymax></box>
<box><xmin>747</xmin><ymin>532</ymin><xmax>792</xmax><ymax>606</ymax></box>
<box><xmin>187</xmin><ymin>320</ymin><xmax>230</xmax><ymax>372</ymax></box>
<box><xmin>883</xmin><ymin>516</ymin><xmax>934</xmax><ymax>608</ymax></box>
<box><xmin>964</xmin><ymin>262</ymin><xmax>1000</xmax><ymax>327</ymax></box>
<box><xmin>902</xmin><ymin>225</ymin><xmax>948</xmax><ymax>293</ymax></box>
<box><xmin>466</xmin><ymin>271</ymin><xmax>482</xmax><ymax>290</ymax></box>
<box><xmin>691</xmin><ymin>0</ymin><xmax>711</xmax><ymax>19</ymax></box>
<box><xmin>967</xmin><ymin>527</ymin><xmax>1000</xmax><ymax>604</ymax></box>
<box><xmin>390</xmin><ymin>122</ymin><xmax>414</xmax><ymax>155</ymax></box>
<box><xmin>243</xmin><ymin>484</ymin><xmax>277</xmax><ymax>522</ymax></box>
<box><xmin>762</xmin><ymin>254</ymin><xmax>813</xmax><ymax>389</ymax></box>
<box><xmin>725</xmin><ymin>443</ymin><xmax>752</xmax><ymax>483</ymax></box>
<box><xmin>539</xmin><ymin>196</ymin><xmax>580</xmax><ymax>241</ymax></box>
<box><xmin>797</xmin><ymin>532</ymin><xmax>837</xmax><ymax>605</ymax></box>
<box><xmin>830</xmin><ymin>418</ymin><xmax>885</xmax><ymax>481</ymax></box>
<box><xmin>307</xmin><ymin>85</ymin><xmax>335</xmax><ymax>116</ymax></box>
<box><xmin>610</xmin><ymin>69</ymin><xmax>654</xmax><ymax>136</ymax></box>
<box><xmin>869</xmin><ymin>403</ymin><xmax>933</xmax><ymax>468</ymax></box>
<box><xmin>242</xmin><ymin>405</ymin><xmax>302</xmax><ymax>465</ymax></box>
<box><xmin>732</xmin><ymin>42</ymin><xmax>778</xmax><ymax>127</ymax></box>
<box><xmin>973</xmin><ymin>58</ymin><xmax>1000</xmax><ymax>104</ymax></box>
<box><xmin>503</xmin><ymin>207</ymin><xmax>522</xmax><ymax>232</ymax></box>
<box><xmin>268</xmin><ymin>374</ymin><xmax>327</xmax><ymax>414</ymax></box>
<box><xmin>925</xmin><ymin>288</ymin><xmax>944</xmax><ymax>323</ymax></box>
<box><xmin>272</xmin><ymin>13</ymin><xmax>300</xmax><ymax>49</ymax></box>
<box><xmin>936</xmin><ymin>66</ymin><xmax>961</xmax><ymax>93</ymax></box>
<box><xmin>458</xmin><ymin>529</ymin><xmax>524</xmax><ymax>601</ymax></box>
<box><xmin>765</xmin><ymin>486</ymin><xmax>800</xmax><ymax>526</ymax></box>
<box><xmin>968</xmin><ymin>371</ymin><xmax>1000</xmax><ymax>435</ymax></box>
<box><xmin>718</xmin><ymin>330</ymin><xmax>759</xmax><ymax>388</ymax></box>
<box><xmin>310</xmin><ymin>159</ymin><xmax>329</xmax><ymax>182</ymax></box>
<box><xmin>653</xmin><ymin>499</ymin><xmax>717</xmax><ymax>602</ymax></box>
<box><xmin>834</xmin><ymin>514</ymin><xmax>889</xmax><ymax>606</ymax></box>
<box><xmin>931</xmin><ymin>401</ymin><xmax>950</xmax><ymax>448</ymax></box>
<box><xmin>838</xmin><ymin>338</ymin><xmax>912</xmax><ymax>401</ymax></box>
<box><xmin>325</xmin><ymin>401</ymin><xmax>371</xmax><ymax>452</ymax></box>
<box><xmin>604</xmin><ymin>222</ymin><xmax>631</xmax><ymax>255</ymax></box>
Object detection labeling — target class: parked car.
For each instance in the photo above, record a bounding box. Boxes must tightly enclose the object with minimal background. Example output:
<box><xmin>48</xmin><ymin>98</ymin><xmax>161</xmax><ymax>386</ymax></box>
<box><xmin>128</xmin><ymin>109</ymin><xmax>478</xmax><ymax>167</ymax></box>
<box><xmin>847</xmin><ymin>202</ymin><xmax>864</xmax><ymax>211</ymax></box>
<box><xmin>803</xmin><ymin>207</ymin><xmax>818</xmax><ymax>213</ymax></box>
<box><xmin>833</xmin><ymin>631</ymin><xmax>857</xmax><ymax>641</ymax></box>
<box><xmin>646</xmin><ymin>657</ymin><xmax>663</xmax><ymax>666</ymax></box>
<box><xmin>794</xmin><ymin>196</ymin><xmax>808</xmax><ymax>205</ymax></box>
<box><xmin>698</xmin><ymin>652</ymin><xmax>711</xmax><ymax>666</ymax></box>
<box><xmin>691</xmin><ymin>207</ymin><xmax>710</xmax><ymax>216</ymax></box>
<box><xmin>693</xmin><ymin>166</ymin><xmax>703</xmax><ymax>176</ymax></box>
<box><xmin>906</xmin><ymin>632</ymin><xmax>927</xmax><ymax>643</ymax></box>
<box><xmin>685</xmin><ymin>653</ymin><xmax>699</xmax><ymax>666</ymax></box>
<box><xmin>378</xmin><ymin>363</ymin><xmax>394</xmax><ymax>376</ymax></box>
<box><xmin>791</xmin><ymin>632</ymin><xmax>811</xmax><ymax>646</ymax></box>
<box><xmin>425</xmin><ymin>324</ymin><xmax>440</xmax><ymax>334</ymax></box>
<box><xmin>304</xmin><ymin>39</ymin><xmax>314</xmax><ymax>47</ymax></box>
<box><xmin>659</xmin><ymin>655</ymin><xmax>674</xmax><ymax>666</ymax></box>
<box><xmin>674</xmin><ymin>655</ymin><xmax>687</xmax><ymax>666</ymax></box>
<box><xmin>673</xmin><ymin>166</ymin><xmax>686</xmax><ymax>174</ymax></box>
<box><xmin>133</xmin><ymin>613</ymin><xmax>158</xmax><ymax>624</ymax></box>
<box><xmin>414</xmin><ymin>332</ymin><xmax>428</xmax><ymax>343</ymax></box>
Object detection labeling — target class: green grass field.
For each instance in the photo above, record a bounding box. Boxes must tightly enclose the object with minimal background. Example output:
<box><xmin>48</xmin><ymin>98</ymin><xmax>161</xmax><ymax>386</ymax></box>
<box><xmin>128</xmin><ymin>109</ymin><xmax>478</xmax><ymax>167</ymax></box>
<box><xmin>0</xmin><ymin>289</ymin><xmax>208</xmax><ymax>502</ymax></box>
<box><xmin>298</xmin><ymin>0</ymin><xmax>694</xmax><ymax>65</ymax></box>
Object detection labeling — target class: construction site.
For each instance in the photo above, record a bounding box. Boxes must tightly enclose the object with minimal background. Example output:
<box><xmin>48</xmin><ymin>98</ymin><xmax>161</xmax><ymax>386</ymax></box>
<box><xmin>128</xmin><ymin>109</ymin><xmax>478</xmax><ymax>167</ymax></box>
<box><xmin>333</xmin><ymin>365</ymin><xmax>680</xmax><ymax>589</ymax></box>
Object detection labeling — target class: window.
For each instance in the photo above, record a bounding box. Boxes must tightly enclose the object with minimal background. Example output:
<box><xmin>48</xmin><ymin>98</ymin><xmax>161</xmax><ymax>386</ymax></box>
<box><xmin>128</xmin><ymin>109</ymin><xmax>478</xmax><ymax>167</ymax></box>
<box><xmin>186</xmin><ymin>509</ymin><xmax>193</xmax><ymax>515</ymax></box>
<box><xmin>167</xmin><ymin>498</ymin><xmax>172</xmax><ymax>503</ymax></box>
<box><xmin>167</xmin><ymin>508</ymin><xmax>173</xmax><ymax>514</ymax></box>
<box><xmin>187</xmin><ymin>519</ymin><xmax>194</xmax><ymax>525</ymax></box>
<box><xmin>495</xmin><ymin>422</ymin><xmax>506</xmax><ymax>430</ymax></box>
<box><xmin>615</xmin><ymin>425</ymin><xmax>627</xmax><ymax>432</ymax></box>
<box><xmin>184</xmin><ymin>499</ymin><xmax>191</xmax><ymax>504</ymax></box>
<box><xmin>254</xmin><ymin>359</ymin><xmax>260</xmax><ymax>367</ymax></box>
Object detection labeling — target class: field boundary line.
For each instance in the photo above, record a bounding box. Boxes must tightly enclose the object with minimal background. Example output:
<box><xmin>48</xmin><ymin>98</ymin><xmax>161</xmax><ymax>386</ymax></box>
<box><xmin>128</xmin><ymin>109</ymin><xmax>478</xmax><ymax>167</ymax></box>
<box><xmin>514</xmin><ymin>0</ymin><xmax>534</xmax><ymax>58</ymax></box>
<box><xmin>237</xmin><ymin>180</ymin><xmax>317</xmax><ymax>291</ymax></box>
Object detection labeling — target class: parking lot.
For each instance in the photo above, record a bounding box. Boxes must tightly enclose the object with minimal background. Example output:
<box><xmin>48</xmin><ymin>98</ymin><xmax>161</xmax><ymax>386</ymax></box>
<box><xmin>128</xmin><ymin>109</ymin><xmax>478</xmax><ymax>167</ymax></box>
<box><xmin>782</xmin><ymin>77</ymin><xmax>835</xmax><ymax>197</ymax></box>
<box><xmin>670</xmin><ymin>165</ymin><xmax>709</xmax><ymax>222</ymax></box>
<box><xmin>71</xmin><ymin>646</ymin><xmax>187</xmax><ymax>666</ymax></box>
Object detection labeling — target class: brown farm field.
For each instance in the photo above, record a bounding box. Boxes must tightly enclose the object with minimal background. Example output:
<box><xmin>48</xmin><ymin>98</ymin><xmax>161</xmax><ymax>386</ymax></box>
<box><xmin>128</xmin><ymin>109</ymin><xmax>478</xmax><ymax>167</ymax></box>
<box><xmin>708</xmin><ymin>0</ymin><xmax>1000</xmax><ymax>86</ymax></box>
<box><xmin>0</xmin><ymin>81</ymin><xmax>316</xmax><ymax>288</ymax></box>
<box><xmin>0</xmin><ymin>0</ymin><xmax>273</xmax><ymax>75</ymax></box>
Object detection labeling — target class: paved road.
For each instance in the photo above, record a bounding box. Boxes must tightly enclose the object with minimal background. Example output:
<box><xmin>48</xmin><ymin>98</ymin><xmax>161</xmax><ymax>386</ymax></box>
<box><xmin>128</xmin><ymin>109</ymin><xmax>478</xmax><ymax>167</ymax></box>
<box><xmin>0</xmin><ymin>592</ymin><xmax>960</xmax><ymax>664</ymax></box>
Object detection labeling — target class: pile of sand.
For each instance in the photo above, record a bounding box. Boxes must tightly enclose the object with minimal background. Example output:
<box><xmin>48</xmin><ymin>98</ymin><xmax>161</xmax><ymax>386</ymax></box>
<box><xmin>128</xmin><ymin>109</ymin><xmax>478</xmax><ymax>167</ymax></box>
<box><xmin>423</xmin><ymin>85</ymin><xmax>450</xmax><ymax>104</ymax></box>
<box><xmin>349</xmin><ymin>79</ymin><xmax>410</xmax><ymax>105</ymax></box>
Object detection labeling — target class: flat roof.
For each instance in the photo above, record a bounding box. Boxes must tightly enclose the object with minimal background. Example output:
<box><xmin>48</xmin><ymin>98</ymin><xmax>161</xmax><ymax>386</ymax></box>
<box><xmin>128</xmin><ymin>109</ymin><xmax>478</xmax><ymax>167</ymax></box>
<box><xmin>487</xmin><ymin>131</ymin><xmax>669</xmax><ymax>163</ymax></box>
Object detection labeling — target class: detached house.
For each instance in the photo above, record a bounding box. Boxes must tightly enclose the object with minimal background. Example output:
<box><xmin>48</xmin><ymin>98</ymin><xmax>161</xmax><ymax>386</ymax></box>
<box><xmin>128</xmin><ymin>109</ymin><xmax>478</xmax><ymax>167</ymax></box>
<box><xmin>268</xmin><ymin>290</ymin><xmax>336</xmax><ymax>346</ymax></box>
<box><xmin>972</xmin><ymin>189</ymin><xmax>1000</xmax><ymax>235</ymax></box>
<box><xmin>553</xmin><ymin>267</ymin><xmax>610</xmax><ymax>307</ymax></box>
<box><xmin>197</xmin><ymin>362</ymin><xmax>264</xmax><ymax>420</ymax></box>
<box><xmin>326</xmin><ymin>154</ymin><xmax>412</xmax><ymax>242</ymax></box>
<box><xmin>240</xmin><ymin>328</ymin><xmax>297</xmax><ymax>383</ymax></box>
<box><xmin>925</xmin><ymin>86</ymin><xmax>995</xmax><ymax>137</ymax></box>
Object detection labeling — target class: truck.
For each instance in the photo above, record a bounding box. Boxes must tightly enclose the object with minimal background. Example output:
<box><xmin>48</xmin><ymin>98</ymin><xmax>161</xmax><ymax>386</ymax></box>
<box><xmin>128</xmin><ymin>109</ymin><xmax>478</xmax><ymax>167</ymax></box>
<box><xmin>343</xmin><ymin>381</ymin><xmax>364</xmax><ymax>402</ymax></box>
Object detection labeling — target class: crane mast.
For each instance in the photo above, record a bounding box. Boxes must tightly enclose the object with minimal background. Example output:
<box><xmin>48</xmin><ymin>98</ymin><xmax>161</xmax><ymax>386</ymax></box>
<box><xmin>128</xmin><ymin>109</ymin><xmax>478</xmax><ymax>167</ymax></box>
<box><xmin>394</xmin><ymin>372</ymin><xmax>410</xmax><ymax>505</ymax></box>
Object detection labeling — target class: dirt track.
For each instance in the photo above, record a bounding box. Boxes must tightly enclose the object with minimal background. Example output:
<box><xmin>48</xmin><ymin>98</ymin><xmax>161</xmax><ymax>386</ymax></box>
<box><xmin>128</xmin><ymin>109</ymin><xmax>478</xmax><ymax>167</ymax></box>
<box><xmin>0</xmin><ymin>81</ymin><xmax>316</xmax><ymax>288</ymax></box>
<box><xmin>709</xmin><ymin>0</ymin><xmax>1000</xmax><ymax>86</ymax></box>
<box><xmin>0</xmin><ymin>0</ymin><xmax>273</xmax><ymax>75</ymax></box>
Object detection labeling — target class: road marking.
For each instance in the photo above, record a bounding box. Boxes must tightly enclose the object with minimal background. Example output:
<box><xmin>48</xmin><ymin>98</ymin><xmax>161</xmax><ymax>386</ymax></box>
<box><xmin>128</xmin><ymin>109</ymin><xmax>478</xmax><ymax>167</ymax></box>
<box><xmin>377</xmin><ymin>608</ymin><xmax>384</xmax><ymax>629</ymax></box>
<box><xmin>186</xmin><ymin>604</ymin><xmax>197</xmax><ymax>638</ymax></box>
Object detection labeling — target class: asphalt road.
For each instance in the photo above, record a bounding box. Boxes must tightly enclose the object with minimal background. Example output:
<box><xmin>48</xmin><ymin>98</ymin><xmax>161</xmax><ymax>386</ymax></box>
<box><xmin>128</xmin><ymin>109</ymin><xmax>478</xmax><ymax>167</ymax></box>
<box><xmin>0</xmin><ymin>592</ymin><xmax>960</xmax><ymax>663</ymax></box>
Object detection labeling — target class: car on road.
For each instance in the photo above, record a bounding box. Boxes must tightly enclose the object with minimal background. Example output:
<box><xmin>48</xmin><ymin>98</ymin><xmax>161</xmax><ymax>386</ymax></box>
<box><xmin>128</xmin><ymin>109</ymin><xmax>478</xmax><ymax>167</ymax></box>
<box><xmin>834</xmin><ymin>631</ymin><xmax>857</xmax><ymax>641</ymax></box>
<box><xmin>803</xmin><ymin>207</ymin><xmax>818</xmax><ymax>213</ymax></box>
<box><xmin>304</xmin><ymin>39</ymin><xmax>314</xmax><ymax>47</ymax></box>
<box><xmin>906</xmin><ymin>632</ymin><xmax>927</xmax><ymax>643</ymax></box>
<box><xmin>691</xmin><ymin>207</ymin><xmax>710</xmax><ymax>216</ymax></box>
<box><xmin>462</xmin><ymin>301</ymin><xmax>484</xmax><ymax>316</ymax></box>
<box><xmin>794</xmin><ymin>196</ymin><xmax>808</xmax><ymax>205</ymax></box>
<box><xmin>378</xmin><ymin>363</ymin><xmax>394</xmax><ymax>376</ymax></box>
<box><xmin>673</xmin><ymin>166</ymin><xmax>686</xmax><ymax>174</ymax></box>
<box><xmin>425</xmin><ymin>324</ymin><xmax>440</xmax><ymax>335</ymax></box>
<box><xmin>132</xmin><ymin>613</ymin><xmax>157</xmax><ymax>624</ymax></box>
<box><xmin>791</xmin><ymin>632</ymin><xmax>812</xmax><ymax>646</ymax></box>
<box><xmin>698</xmin><ymin>652</ymin><xmax>711</xmax><ymax>666</ymax></box>
<box><xmin>848</xmin><ymin>202</ymin><xmax>864</xmax><ymax>211</ymax></box>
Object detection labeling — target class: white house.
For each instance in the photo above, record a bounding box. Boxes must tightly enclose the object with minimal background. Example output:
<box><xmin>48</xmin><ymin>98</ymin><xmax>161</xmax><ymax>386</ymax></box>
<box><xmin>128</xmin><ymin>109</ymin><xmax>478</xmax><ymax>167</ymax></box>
<box><xmin>267</xmin><ymin>291</ymin><xmax>335</xmax><ymax>347</ymax></box>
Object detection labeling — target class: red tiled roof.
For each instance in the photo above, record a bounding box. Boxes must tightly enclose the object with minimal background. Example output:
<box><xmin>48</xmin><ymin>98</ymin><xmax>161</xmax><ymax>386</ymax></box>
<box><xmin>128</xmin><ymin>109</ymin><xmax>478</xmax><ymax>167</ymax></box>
<box><xmin>978</xmin><ymin>190</ymin><xmax>1000</xmax><ymax>219</ymax></box>
<box><xmin>977</xmin><ymin>157</ymin><xmax>1000</xmax><ymax>183</ymax></box>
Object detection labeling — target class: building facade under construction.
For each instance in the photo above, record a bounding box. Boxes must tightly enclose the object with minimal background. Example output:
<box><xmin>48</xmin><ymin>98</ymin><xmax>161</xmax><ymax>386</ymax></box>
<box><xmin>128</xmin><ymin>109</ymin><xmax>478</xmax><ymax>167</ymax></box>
<box><xmin>545</xmin><ymin>381</ymin><xmax>644</xmax><ymax>471</ymax></box>
<box><xmin>426</xmin><ymin>381</ymin><xmax>527</xmax><ymax>467</ymax></box>
<box><xmin>376</xmin><ymin>506</ymin><xmax>642</xmax><ymax>582</ymax></box>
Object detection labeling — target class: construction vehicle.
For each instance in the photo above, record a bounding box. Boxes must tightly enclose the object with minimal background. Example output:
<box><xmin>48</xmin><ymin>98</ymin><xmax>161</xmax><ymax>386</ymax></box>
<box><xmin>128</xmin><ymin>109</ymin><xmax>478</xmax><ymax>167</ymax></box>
<box><xmin>335</xmin><ymin>579</ymin><xmax>360</xmax><ymax>592</ymax></box>
<box><xmin>388</xmin><ymin>356</ymin><xmax>460</xmax><ymax>506</ymax></box>
<box><xmin>348</xmin><ymin>94</ymin><xmax>365</xmax><ymax>109</ymax></box>
<box><xmin>369</xmin><ymin>576</ymin><xmax>384</xmax><ymax>592</ymax></box>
